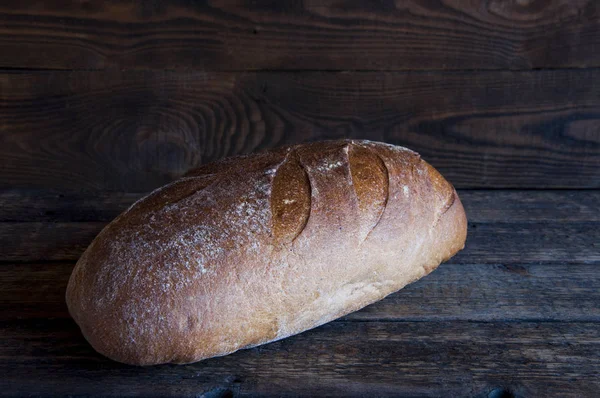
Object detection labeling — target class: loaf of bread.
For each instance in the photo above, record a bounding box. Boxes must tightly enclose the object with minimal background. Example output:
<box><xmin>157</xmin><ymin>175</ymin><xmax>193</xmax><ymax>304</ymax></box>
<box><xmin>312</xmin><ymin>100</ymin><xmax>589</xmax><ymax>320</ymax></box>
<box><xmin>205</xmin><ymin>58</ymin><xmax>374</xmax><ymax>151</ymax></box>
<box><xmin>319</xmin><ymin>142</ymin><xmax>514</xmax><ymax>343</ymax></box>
<box><xmin>66</xmin><ymin>139</ymin><xmax>467</xmax><ymax>365</ymax></box>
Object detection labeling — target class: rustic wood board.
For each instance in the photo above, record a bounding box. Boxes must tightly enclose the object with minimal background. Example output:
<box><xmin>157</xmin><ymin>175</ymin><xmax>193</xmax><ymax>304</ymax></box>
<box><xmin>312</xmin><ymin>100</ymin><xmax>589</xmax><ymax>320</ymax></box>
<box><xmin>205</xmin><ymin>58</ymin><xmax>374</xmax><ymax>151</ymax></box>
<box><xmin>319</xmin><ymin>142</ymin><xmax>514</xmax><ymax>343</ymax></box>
<box><xmin>1</xmin><ymin>190</ymin><xmax>599</xmax><ymax>396</ymax></box>
<box><xmin>2</xmin><ymin>319</ymin><xmax>599</xmax><ymax>397</ymax></box>
<box><xmin>0</xmin><ymin>1</ymin><xmax>599</xmax><ymax>71</ymax></box>
<box><xmin>2</xmin><ymin>70</ymin><xmax>600</xmax><ymax>191</ymax></box>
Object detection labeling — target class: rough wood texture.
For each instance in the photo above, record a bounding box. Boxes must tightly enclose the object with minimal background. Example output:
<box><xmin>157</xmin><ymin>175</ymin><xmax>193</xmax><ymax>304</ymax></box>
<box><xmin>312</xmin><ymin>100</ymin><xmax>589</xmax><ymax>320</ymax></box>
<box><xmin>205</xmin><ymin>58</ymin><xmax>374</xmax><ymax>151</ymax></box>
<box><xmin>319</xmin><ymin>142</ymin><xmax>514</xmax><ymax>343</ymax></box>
<box><xmin>0</xmin><ymin>1</ymin><xmax>599</xmax><ymax>71</ymax></box>
<box><xmin>1</xmin><ymin>190</ymin><xmax>598</xmax><ymax>395</ymax></box>
<box><xmin>0</xmin><ymin>190</ymin><xmax>142</xmax><ymax>222</ymax></box>
<box><xmin>2</xmin><ymin>319</ymin><xmax>598</xmax><ymax>397</ymax></box>
<box><xmin>3</xmin><ymin>262</ymin><xmax>599</xmax><ymax>323</ymax></box>
<box><xmin>2</xmin><ymin>70</ymin><xmax>600</xmax><ymax>191</ymax></box>
<box><xmin>2</xmin><ymin>191</ymin><xmax>599</xmax><ymax>263</ymax></box>
<box><xmin>0</xmin><ymin>222</ymin><xmax>104</xmax><ymax>262</ymax></box>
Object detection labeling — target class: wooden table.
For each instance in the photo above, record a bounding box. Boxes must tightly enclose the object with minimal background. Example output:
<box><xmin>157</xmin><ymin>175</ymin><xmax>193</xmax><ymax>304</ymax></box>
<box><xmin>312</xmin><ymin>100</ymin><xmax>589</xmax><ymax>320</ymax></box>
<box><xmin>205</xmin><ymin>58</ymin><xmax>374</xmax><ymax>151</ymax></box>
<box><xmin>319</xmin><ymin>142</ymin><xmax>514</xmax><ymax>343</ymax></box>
<box><xmin>2</xmin><ymin>189</ymin><xmax>599</xmax><ymax>396</ymax></box>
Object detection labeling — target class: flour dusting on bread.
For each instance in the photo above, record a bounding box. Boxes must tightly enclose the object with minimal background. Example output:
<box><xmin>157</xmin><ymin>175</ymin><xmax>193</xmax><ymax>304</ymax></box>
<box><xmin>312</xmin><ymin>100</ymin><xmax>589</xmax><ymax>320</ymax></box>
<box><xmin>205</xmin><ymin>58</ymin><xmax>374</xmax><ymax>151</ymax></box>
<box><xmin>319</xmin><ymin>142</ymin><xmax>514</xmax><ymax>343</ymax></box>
<box><xmin>66</xmin><ymin>139</ymin><xmax>467</xmax><ymax>365</ymax></box>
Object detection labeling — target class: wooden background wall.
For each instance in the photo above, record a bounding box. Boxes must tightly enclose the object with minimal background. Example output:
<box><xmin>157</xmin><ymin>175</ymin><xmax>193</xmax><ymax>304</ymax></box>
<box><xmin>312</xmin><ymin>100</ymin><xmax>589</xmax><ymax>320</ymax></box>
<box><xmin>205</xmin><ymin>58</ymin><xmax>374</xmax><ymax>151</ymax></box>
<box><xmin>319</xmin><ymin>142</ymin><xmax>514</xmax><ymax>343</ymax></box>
<box><xmin>1</xmin><ymin>0</ymin><xmax>599</xmax><ymax>193</ymax></box>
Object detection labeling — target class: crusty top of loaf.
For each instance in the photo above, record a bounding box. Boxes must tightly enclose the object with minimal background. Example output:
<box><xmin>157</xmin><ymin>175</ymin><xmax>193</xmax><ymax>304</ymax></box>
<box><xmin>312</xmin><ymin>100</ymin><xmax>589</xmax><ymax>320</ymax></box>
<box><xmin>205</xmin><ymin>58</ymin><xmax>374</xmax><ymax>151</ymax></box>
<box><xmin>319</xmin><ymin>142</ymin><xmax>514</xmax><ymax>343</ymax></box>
<box><xmin>66</xmin><ymin>139</ymin><xmax>467</xmax><ymax>365</ymax></box>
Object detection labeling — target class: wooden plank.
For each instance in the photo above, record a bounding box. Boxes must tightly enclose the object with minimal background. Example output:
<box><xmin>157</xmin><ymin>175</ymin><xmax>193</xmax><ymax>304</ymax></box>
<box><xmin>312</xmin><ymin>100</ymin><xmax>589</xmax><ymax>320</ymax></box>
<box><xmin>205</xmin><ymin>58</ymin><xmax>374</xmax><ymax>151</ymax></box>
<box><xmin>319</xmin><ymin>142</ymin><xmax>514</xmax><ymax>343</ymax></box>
<box><xmin>2</xmin><ymin>189</ymin><xmax>599</xmax><ymax>223</ymax></box>
<box><xmin>0</xmin><ymin>190</ymin><xmax>142</xmax><ymax>222</ymax></box>
<box><xmin>2</xmin><ymin>319</ymin><xmax>598</xmax><ymax>397</ymax></box>
<box><xmin>1</xmin><ymin>70</ymin><xmax>600</xmax><ymax>191</ymax></box>
<box><xmin>450</xmin><ymin>222</ymin><xmax>600</xmax><ymax>265</ymax></box>
<box><xmin>459</xmin><ymin>190</ymin><xmax>600</xmax><ymax>223</ymax></box>
<box><xmin>2</xmin><ymin>220</ymin><xmax>597</xmax><ymax>263</ymax></box>
<box><xmin>348</xmin><ymin>263</ymin><xmax>600</xmax><ymax>322</ymax></box>
<box><xmin>2</xmin><ymin>262</ymin><xmax>599</xmax><ymax>323</ymax></box>
<box><xmin>0</xmin><ymin>1</ymin><xmax>600</xmax><ymax>71</ymax></box>
<box><xmin>0</xmin><ymin>222</ymin><xmax>104</xmax><ymax>262</ymax></box>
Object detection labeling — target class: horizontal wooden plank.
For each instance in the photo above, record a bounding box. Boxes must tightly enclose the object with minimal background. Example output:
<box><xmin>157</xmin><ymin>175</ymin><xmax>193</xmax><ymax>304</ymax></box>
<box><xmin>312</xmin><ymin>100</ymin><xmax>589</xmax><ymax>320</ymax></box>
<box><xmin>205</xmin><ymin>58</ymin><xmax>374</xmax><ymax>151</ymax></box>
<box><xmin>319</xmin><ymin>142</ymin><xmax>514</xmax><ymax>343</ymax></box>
<box><xmin>348</xmin><ymin>263</ymin><xmax>600</xmax><ymax>322</ymax></box>
<box><xmin>2</xmin><ymin>190</ymin><xmax>599</xmax><ymax>223</ymax></box>
<box><xmin>2</xmin><ymin>262</ymin><xmax>599</xmax><ymax>323</ymax></box>
<box><xmin>2</xmin><ymin>319</ymin><xmax>598</xmax><ymax>397</ymax></box>
<box><xmin>2</xmin><ymin>70</ymin><xmax>600</xmax><ymax>191</ymax></box>
<box><xmin>0</xmin><ymin>1</ymin><xmax>599</xmax><ymax>71</ymax></box>
<box><xmin>451</xmin><ymin>222</ymin><xmax>599</xmax><ymax>265</ymax></box>
<box><xmin>2</xmin><ymin>220</ymin><xmax>597</xmax><ymax>264</ymax></box>
<box><xmin>0</xmin><ymin>190</ymin><xmax>141</xmax><ymax>222</ymax></box>
<box><xmin>458</xmin><ymin>190</ymin><xmax>600</xmax><ymax>223</ymax></box>
<box><xmin>0</xmin><ymin>222</ymin><xmax>104</xmax><ymax>262</ymax></box>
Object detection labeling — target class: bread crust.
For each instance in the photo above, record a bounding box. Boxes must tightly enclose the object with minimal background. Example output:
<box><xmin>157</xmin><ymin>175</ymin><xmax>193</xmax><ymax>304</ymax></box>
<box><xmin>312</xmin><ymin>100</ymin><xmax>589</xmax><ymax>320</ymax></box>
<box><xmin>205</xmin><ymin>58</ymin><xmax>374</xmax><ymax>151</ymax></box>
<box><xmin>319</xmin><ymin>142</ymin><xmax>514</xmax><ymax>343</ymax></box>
<box><xmin>66</xmin><ymin>139</ymin><xmax>467</xmax><ymax>365</ymax></box>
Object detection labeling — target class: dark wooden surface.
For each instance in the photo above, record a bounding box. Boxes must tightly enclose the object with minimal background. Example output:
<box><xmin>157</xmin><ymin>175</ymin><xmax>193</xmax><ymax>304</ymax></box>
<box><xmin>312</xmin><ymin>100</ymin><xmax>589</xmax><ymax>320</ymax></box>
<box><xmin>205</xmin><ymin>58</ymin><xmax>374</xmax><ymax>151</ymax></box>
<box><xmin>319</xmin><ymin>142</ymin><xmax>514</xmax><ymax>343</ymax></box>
<box><xmin>3</xmin><ymin>319</ymin><xmax>599</xmax><ymax>397</ymax></box>
<box><xmin>1</xmin><ymin>0</ymin><xmax>600</xmax><ymax>71</ymax></box>
<box><xmin>2</xmin><ymin>1</ymin><xmax>600</xmax><ymax>396</ymax></box>
<box><xmin>1</xmin><ymin>191</ymin><xmax>599</xmax><ymax>397</ymax></box>
<box><xmin>2</xmin><ymin>70</ymin><xmax>600</xmax><ymax>191</ymax></box>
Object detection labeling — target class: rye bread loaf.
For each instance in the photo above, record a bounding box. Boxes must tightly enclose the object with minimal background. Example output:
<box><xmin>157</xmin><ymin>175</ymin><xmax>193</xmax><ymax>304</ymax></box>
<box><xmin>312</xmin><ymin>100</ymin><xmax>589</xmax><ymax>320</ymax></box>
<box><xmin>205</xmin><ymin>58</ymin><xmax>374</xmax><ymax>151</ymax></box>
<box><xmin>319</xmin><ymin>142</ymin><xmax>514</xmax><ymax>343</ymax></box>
<box><xmin>66</xmin><ymin>139</ymin><xmax>467</xmax><ymax>365</ymax></box>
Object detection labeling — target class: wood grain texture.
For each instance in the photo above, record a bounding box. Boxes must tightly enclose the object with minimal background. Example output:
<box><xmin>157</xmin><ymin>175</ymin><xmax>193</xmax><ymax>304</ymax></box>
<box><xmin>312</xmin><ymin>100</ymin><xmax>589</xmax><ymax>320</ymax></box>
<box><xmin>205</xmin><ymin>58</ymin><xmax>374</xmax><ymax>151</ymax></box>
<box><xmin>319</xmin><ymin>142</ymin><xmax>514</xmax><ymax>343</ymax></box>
<box><xmin>0</xmin><ymin>190</ymin><xmax>142</xmax><ymax>222</ymax></box>
<box><xmin>2</xmin><ymin>70</ymin><xmax>600</xmax><ymax>191</ymax></box>
<box><xmin>0</xmin><ymin>222</ymin><xmax>104</xmax><ymax>262</ymax></box>
<box><xmin>1</xmin><ymin>187</ymin><xmax>598</xmax><ymax>396</ymax></box>
<box><xmin>0</xmin><ymin>0</ymin><xmax>599</xmax><ymax>71</ymax></box>
<box><xmin>2</xmin><ymin>319</ymin><xmax>598</xmax><ymax>397</ymax></box>
<box><xmin>3</xmin><ymin>262</ymin><xmax>599</xmax><ymax>323</ymax></box>
<box><xmin>2</xmin><ymin>189</ymin><xmax>599</xmax><ymax>222</ymax></box>
<box><xmin>2</xmin><ymin>191</ymin><xmax>599</xmax><ymax>263</ymax></box>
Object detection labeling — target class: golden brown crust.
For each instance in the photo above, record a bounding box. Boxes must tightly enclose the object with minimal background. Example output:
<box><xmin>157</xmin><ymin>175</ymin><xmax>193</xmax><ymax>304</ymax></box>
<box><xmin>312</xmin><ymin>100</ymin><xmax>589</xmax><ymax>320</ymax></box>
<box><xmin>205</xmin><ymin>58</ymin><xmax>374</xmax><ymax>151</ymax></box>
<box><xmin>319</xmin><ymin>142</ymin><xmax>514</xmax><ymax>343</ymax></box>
<box><xmin>66</xmin><ymin>139</ymin><xmax>467</xmax><ymax>366</ymax></box>
<box><xmin>271</xmin><ymin>151</ymin><xmax>311</xmax><ymax>245</ymax></box>
<box><xmin>348</xmin><ymin>144</ymin><xmax>389</xmax><ymax>238</ymax></box>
